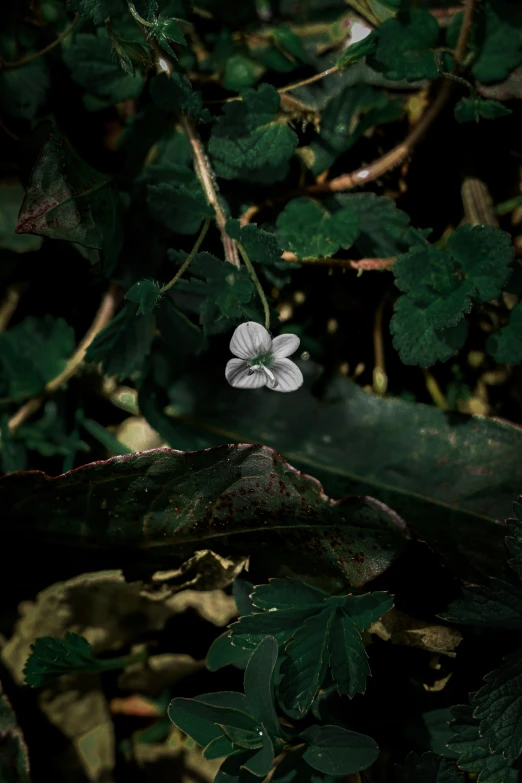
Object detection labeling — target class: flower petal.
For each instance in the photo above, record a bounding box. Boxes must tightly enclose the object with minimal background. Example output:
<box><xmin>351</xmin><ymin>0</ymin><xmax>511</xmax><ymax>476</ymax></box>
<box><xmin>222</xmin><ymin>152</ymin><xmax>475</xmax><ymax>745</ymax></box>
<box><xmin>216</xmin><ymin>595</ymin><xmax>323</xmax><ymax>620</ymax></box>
<box><xmin>229</xmin><ymin>322</ymin><xmax>271</xmax><ymax>360</ymax></box>
<box><xmin>226</xmin><ymin>358</ymin><xmax>266</xmax><ymax>389</ymax></box>
<box><xmin>271</xmin><ymin>333</ymin><xmax>300</xmax><ymax>359</ymax></box>
<box><xmin>271</xmin><ymin>358</ymin><xmax>304</xmax><ymax>392</ymax></box>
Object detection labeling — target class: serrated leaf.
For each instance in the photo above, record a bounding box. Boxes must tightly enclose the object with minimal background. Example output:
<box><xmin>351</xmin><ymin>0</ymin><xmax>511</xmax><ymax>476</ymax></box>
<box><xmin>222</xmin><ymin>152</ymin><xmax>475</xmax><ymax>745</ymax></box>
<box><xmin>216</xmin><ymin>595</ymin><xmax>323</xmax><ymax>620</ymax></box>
<box><xmin>300</xmin><ymin>725</ymin><xmax>379</xmax><ymax>775</ymax></box>
<box><xmin>64</xmin><ymin>28</ymin><xmax>144</xmax><ymax>103</ymax></box>
<box><xmin>16</xmin><ymin>129</ymin><xmax>122</xmax><ymax>271</ymax></box>
<box><xmin>23</xmin><ymin>632</ymin><xmax>99</xmax><ymax>687</ymax></box>
<box><xmin>444</xmin><ymin>225</ymin><xmax>514</xmax><ymax>303</ymax></box>
<box><xmin>473</xmin><ymin>647</ymin><xmax>522</xmax><ymax>761</ymax></box>
<box><xmin>85</xmin><ymin>301</ymin><xmax>153</xmax><ymax>380</ymax></box>
<box><xmin>147</xmin><ymin>182</ymin><xmax>214</xmax><ymax>235</ymax></box>
<box><xmin>370</xmin><ymin>10</ymin><xmax>440</xmax><ymax>81</ymax></box>
<box><xmin>454</xmin><ymin>96</ymin><xmax>512</xmax><ymax>124</ymax></box>
<box><xmin>341</xmin><ymin>591</ymin><xmax>394</xmax><ymax>630</ymax></box>
<box><xmin>149</xmin><ymin>72</ymin><xmax>210</xmax><ymax>122</ymax></box>
<box><xmin>243</xmin><ymin>637</ymin><xmax>280</xmax><ymax>739</ymax></box>
<box><xmin>231</xmin><ymin>607</ymin><xmax>325</xmax><ymax>650</ymax></box>
<box><xmin>486</xmin><ymin>303</ymin><xmax>522</xmax><ymax>364</ymax></box>
<box><xmin>208</xmin><ymin>84</ymin><xmax>298</xmax><ymax>181</ymax></box>
<box><xmin>307</xmin><ymin>84</ymin><xmax>403</xmax><ymax>176</ymax></box>
<box><xmin>67</xmin><ymin>0</ymin><xmax>123</xmax><ymax>24</ymax></box>
<box><xmin>396</xmin><ymin>751</ymin><xmax>463</xmax><ymax>783</ymax></box>
<box><xmin>276</xmin><ymin>198</ymin><xmax>359</xmax><ymax>260</ymax></box>
<box><xmin>329</xmin><ymin>613</ymin><xmax>369</xmax><ymax>698</ymax></box>
<box><xmin>390</xmin><ymin>297</ymin><xmax>469</xmax><ymax>367</ymax></box>
<box><xmin>251</xmin><ymin>579</ymin><xmax>329</xmax><ymax>611</ymax></box>
<box><xmin>125</xmin><ymin>279</ymin><xmax>163</xmax><ymax>315</ymax></box>
<box><xmin>0</xmin><ymin>681</ymin><xmax>31</xmax><ymax>783</ymax></box>
<box><xmin>279</xmin><ymin>608</ymin><xmax>334</xmax><ymax>714</ymax></box>
<box><xmin>0</xmin><ymin>183</ymin><xmax>42</xmax><ymax>253</ymax></box>
<box><xmin>442</xmin><ymin>579</ymin><xmax>522</xmax><ymax>629</ymax></box>
<box><xmin>448</xmin><ymin>704</ymin><xmax>519</xmax><ymax>783</ymax></box>
<box><xmin>0</xmin><ymin>59</ymin><xmax>49</xmax><ymax>120</ymax></box>
<box><xmin>0</xmin><ymin>316</ymin><xmax>74</xmax><ymax>401</ymax></box>
<box><xmin>150</xmin><ymin>17</ymin><xmax>187</xmax><ymax>59</ymax></box>
<box><xmin>226</xmin><ymin>219</ymin><xmax>282</xmax><ymax>266</ymax></box>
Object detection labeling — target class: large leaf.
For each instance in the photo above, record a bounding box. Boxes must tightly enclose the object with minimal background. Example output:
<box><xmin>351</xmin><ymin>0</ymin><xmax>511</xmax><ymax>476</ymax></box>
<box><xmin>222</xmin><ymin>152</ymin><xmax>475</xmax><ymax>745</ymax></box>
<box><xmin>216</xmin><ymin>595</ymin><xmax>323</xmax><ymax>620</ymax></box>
<box><xmin>0</xmin><ymin>445</ymin><xmax>408</xmax><ymax>585</ymax></box>
<box><xmin>300</xmin><ymin>725</ymin><xmax>379</xmax><ymax>776</ymax></box>
<box><xmin>148</xmin><ymin>367</ymin><xmax>522</xmax><ymax>584</ymax></box>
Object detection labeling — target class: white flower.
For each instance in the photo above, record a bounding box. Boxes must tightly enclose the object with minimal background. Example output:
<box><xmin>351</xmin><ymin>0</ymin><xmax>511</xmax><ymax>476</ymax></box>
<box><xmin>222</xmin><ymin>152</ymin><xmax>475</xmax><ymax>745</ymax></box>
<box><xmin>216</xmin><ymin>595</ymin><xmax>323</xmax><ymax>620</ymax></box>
<box><xmin>226</xmin><ymin>322</ymin><xmax>304</xmax><ymax>392</ymax></box>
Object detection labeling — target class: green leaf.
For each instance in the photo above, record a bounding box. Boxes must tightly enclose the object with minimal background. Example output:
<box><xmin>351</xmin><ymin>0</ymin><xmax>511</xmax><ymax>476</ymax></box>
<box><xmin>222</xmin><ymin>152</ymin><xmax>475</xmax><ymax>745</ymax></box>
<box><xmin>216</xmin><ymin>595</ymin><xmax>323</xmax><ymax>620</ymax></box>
<box><xmin>152</xmin><ymin>365</ymin><xmax>522</xmax><ymax>584</ymax></box>
<box><xmin>340</xmin><ymin>591</ymin><xmax>394</xmax><ymax>630</ymax></box>
<box><xmin>271</xmin><ymin>25</ymin><xmax>309</xmax><ymax>65</ymax></box>
<box><xmin>506</xmin><ymin>501</ymin><xmax>522</xmax><ymax>579</ymax></box>
<box><xmin>444</xmin><ymin>225</ymin><xmax>514</xmax><ymax>303</ymax></box>
<box><xmin>203</xmin><ymin>735</ymin><xmax>236</xmax><ymax>760</ymax></box>
<box><xmin>156</xmin><ymin>294</ymin><xmax>208</xmax><ymax>357</ymax></box>
<box><xmin>216</xmin><ymin>750</ymin><xmax>262</xmax><ymax>782</ymax></box>
<box><xmin>226</xmin><ymin>220</ymin><xmax>282</xmax><ymax>266</ymax></box>
<box><xmin>332</xmin><ymin>193</ymin><xmax>430</xmax><ymax>258</ymax></box>
<box><xmin>300</xmin><ymin>725</ymin><xmax>379</xmax><ymax>775</ymax></box>
<box><xmin>16</xmin><ymin>129</ymin><xmax>122</xmax><ymax>271</ymax></box>
<box><xmin>243</xmin><ymin>637</ymin><xmax>280</xmax><ymax>739</ymax></box>
<box><xmin>441</xmin><ymin>579</ymin><xmax>522</xmax><ymax>629</ymax></box>
<box><xmin>66</xmin><ymin>0</ymin><xmax>123</xmax><ymax>25</ymax></box>
<box><xmin>370</xmin><ymin>10</ymin><xmax>440</xmax><ymax>81</ymax></box>
<box><xmin>486</xmin><ymin>303</ymin><xmax>522</xmax><ymax>364</ymax></box>
<box><xmin>208</xmin><ymin>83</ymin><xmax>298</xmax><ymax>181</ymax></box>
<box><xmin>0</xmin><ymin>445</ymin><xmax>408</xmax><ymax>586</ymax></box>
<box><xmin>473</xmin><ymin>646</ymin><xmax>522</xmax><ymax>761</ymax></box>
<box><xmin>0</xmin><ymin>681</ymin><xmax>31</xmax><ymax>783</ymax></box>
<box><xmin>454</xmin><ymin>97</ymin><xmax>512</xmax><ymax>124</ymax></box>
<box><xmin>276</xmin><ymin>198</ymin><xmax>359</xmax><ymax>260</ymax></box>
<box><xmin>150</xmin><ymin>72</ymin><xmax>210</xmax><ymax>122</ymax></box>
<box><xmin>448</xmin><ymin>1</ymin><xmax>522</xmax><ymax>84</ymax></box>
<box><xmin>207</xmin><ymin>632</ymin><xmax>252</xmax><ymax>672</ymax></box>
<box><xmin>251</xmin><ymin>579</ymin><xmax>329</xmax><ymax>611</ymax></box>
<box><xmin>230</xmin><ymin>607</ymin><xmax>320</xmax><ymax>650</ymax></box>
<box><xmin>328</xmin><ymin>613</ymin><xmax>369</xmax><ymax>698</ymax></box>
<box><xmin>390</xmin><ymin>297</ymin><xmax>468</xmax><ymax>367</ymax></box>
<box><xmin>64</xmin><ymin>28</ymin><xmax>144</xmax><ymax>103</ymax></box>
<box><xmin>307</xmin><ymin>84</ymin><xmax>403</xmax><ymax>176</ymax></box>
<box><xmin>150</xmin><ymin>17</ymin><xmax>187</xmax><ymax>59</ymax></box>
<box><xmin>223</xmin><ymin>55</ymin><xmax>263</xmax><ymax>92</ymax></box>
<box><xmin>279</xmin><ymin>608</ymin><xmax>334</xmax><ymax>714</ymax></box>
<box><xmin>337</xmin><ymin>31</ymin><xmax>378</xmax><ymax>70</ymax></box>
<box><xmin>404</xmin><ymin>708</ymin><xmax>459</xmax><ymax>759</ymax></box>
<box><xmin>85</xmin><ymin>302</ymin><xmax>153</xmax><ymax>380</ymax></box>
<box><xmin>239</xmin><ymin>728</ymin><xmax>274</xmax><ymax>777</ymax></box>
<box><xmin>6</xmin><ymin>401</ymin><xmax>88</xmax><ymax>462</ymax></box>
<box><xmin>111</xmin><ymin>36</ymin><xmax>153</xmax><ymax>76</ymax></box>
<box><xmin>448</xmin><ymin>704</ymin><xmax>519</xmax><ymax>783</ymax></box>
<box><xmin>147</xmin><ymin>182</ymin><xmax>214</xmax><ymax>235</ymax></box>
<box><xmin>396</xmin><ymin>751</ymin><xmax>463</xmax><ymax>783</ymax></box>
<box><xmin>0</xmin><ymin>59</ymin><xmax>49</xmax><ymax>120</ymax></box>
<box><xmin>125</xmin><ymin>280</ymin><xmax>163</xmax><ymax>315</ymax></box>
<box><xmin>23</xmin><ymin>632</ymin><xmax>99</xmax><ymax>687</ymax></box>
<box><xmin>0</xmin><ymin>316</ymin><xmax>74</xmax><ymax>401</ymax></box>
<box><xmin>0</xmin><ymin>183</ymin><xmax>42</xmax><ymax>253</ymax></box>
<box><xmin>168</xmin><ymin>696</ymin><xmax>260</xmax><ymax>750</ymax></box>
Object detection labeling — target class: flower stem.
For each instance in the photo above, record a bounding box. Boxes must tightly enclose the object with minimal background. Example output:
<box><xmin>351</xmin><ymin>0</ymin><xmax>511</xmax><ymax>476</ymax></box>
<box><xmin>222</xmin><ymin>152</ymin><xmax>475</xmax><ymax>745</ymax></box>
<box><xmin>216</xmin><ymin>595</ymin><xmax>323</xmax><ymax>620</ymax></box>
<box><xmin>236</xmin><ymin>242</ymin><xmax>270</xmax><ymax>331</ymax></box>
<box><xmin>160</xmin><ymin>217</ymin><xmax>211</xmax><ymax>293</ymax></box>
<box><xmin>126</xmin><ymin>0</ymin><xmax>154</xmax><ymax>27</ymax></box>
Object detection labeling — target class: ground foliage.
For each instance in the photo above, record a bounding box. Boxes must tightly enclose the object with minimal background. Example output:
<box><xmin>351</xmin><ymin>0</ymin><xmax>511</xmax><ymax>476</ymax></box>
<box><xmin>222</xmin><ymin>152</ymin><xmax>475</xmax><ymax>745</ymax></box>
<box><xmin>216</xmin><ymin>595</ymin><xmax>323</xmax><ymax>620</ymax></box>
<box><xmin>1</xmin><ymin>0</ymin><xmax>522</xmax><ymax>781</ymax></box>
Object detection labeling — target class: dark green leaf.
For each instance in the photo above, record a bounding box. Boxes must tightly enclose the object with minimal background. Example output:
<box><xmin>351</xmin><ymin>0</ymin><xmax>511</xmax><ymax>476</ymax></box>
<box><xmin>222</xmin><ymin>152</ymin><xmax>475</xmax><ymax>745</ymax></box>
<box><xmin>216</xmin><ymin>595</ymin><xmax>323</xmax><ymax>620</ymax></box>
<box><xmin>0</xmin><ymin>445</ymin><xmax>408</xmax><ymax>585</ymax></box>
<box><xmin>300</xmin><ymin>724</ymin><xmax>379</xmax><ymax>775</ymax></box>
<box><xmin>390</xmin><ymin>297</ymin><xmax>469</xmax><ymax>367</ymax></box>
<box><xmin>473</xmin><ymin>646</ymin><xmax>522</xmax><ymax>761</ymax></box>
<box><xmin>328</xmin><ymin>612</ymin><xmax>369</xmax><ymax>698</ymax></box>
<box><xmin>64</xmin><ymin>28</ymin><xmax>144</xmax><ymax>103</ymax></box>
<box><xmin>150</xmin><ymin>17</ymin><xmax>187</xmax><ymax>59</ymax></box>
<box><xmin>67</xmin><ymin>0</ymin><xmax>123</xmax><ymax>24</ymax></box>
<box><xmin>231</xmin><ymin>607</ymin><xmax>332</xmax><ymax>650</ymax></box>
<box><xmin>486</xmin><ymin>303</ymin><xmax>522</xmax><ymax>364</ymax></box>
<box><xmin>23</xmin><ymin>632</ymin><xmax>99</xmax><ymax>687</ymax></box>
<box><xmin>16</xmin><ymin>129</ymin><xmax>122</xmax><ymax>271</ymax></box>
<box><xmin>149</xmin><ymin>72</ymin><xmax>210</xmax><ymax>122</ymax></box>
<box><xmin>341</xmin><ymin>591</ymin><xmax>394</xmax><ymax>630</ymax></box>
<box><xmin>276</xmin><ymin>198</ymin><xmax>359</xmax><ymax>260</ymax></box>
<box><xmin>396</xmin><ymin>751</ymin><xmax>463</xmax><ymax>783</ymax></box>
<box><xmin>448</xmin><ymin>704</ymin><xmax>519</xmax><ymax>783</ymax></box>
<box><xmin>203</xmin><ymin>734</ymin><xmax>236</xmax><ymax>760</ymax></box>
<box><xmin>404</xmin><ymin>708</ymin><xmax>459</xmax><ymax>759</ymax></box>
<box><xmin>0</xmin><ymin>316</ymin><xmax>74</xmax><ymax>401</ymax></box>
<box><xmin>147</xmin><ymin>182</ymin><xmax>214</xmax><ymax>235</ymax></box>
<box><xmin>206</xmin><ymin>633</ymin><xmax>253</xmax><ymax>672</ymax></box>
<box><xmin>251</xmin><ymin>579</ymin><xmax>329</xmax><ymax>610</ymax></box>
<box><xmin>279</xmin><ymin>608</ymin><xmax>334</xmax><ymax>714</ymax></box>
<box><xmin>208</xmin><ymin>84</ymin><xmax>298</xmax><ymax>181</ymax></box>
<box><xmin>85</xmin><ymin>302</ymin><xmax>153</xmax><ymax>380</ymax></box>
<box><xmin>454</xmin><ymin>97</ymin><xmax>512</xmax><ymax>124</ymax></box>
<box><xmin>370</xmin><ymin>10</ymin><xmax>440</xmax><ymax>81</ymax></box>
<box><xmin>0</xmin><ymin>60</ymin><xmax>49</xmax><ymax>120</ymax></box>
<box><xmin>337</xmin><ymin>31</ymin><xmax>378</xmax><ymax>70</ymax></box>
<box><xmin>168</xmin><ymin>695</ymin><xmax>259</xmax><ymax>750</ymax></box>
<box><xmin>125</xmin><ymin>279</ymin><xmax>163</xmax><ymax>315</ymax></box>
<box><xmin>441</xmin><ymin>579</ymin><xmax>522</xmax><ymax>629</ymax></box>
<box><xmin>226</xmin><ymin>220</ymin><xmax>282</xmax><ymax>266</ymax></box>
<box><xmin>156</xmin><ymin>294</ymin><xmax>208</xmax><ymax>357</ymax></box>
<box><xmin>243</xmin><ymin>637</ymin><xmax>280</xmax><ymax>739</ymax></box>
<box><xmin>223</xmin><ymin>55</ymin><xmax>263</xmax><ymax>92</ymax></box>
<box><xmin>216</xmin><ymin>750</ymin><xmax>261</xmax><ymax>783</ymax></box>
<box><xmin>506</xmin><ymin>501</ymin><xmax>522</xmax><ymax>579</ymax></box>
<box><xmin>239</xmin><ymin>728</ymin><xmax>274</xmax><ymax>777</ymax></box>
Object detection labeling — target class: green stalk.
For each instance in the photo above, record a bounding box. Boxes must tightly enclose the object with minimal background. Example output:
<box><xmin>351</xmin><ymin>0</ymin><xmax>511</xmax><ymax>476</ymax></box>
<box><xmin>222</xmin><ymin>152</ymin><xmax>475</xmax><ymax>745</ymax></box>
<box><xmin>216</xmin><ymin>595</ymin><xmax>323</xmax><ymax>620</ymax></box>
<box><xmin>237</xmin><ymin>241</ymin><xmax>271</xmax><ymax>331</ymax></box>
<box><xmin>160</xmin><ymin>217</ymin><xmax>211</xmax><ymax>293</ymax></box>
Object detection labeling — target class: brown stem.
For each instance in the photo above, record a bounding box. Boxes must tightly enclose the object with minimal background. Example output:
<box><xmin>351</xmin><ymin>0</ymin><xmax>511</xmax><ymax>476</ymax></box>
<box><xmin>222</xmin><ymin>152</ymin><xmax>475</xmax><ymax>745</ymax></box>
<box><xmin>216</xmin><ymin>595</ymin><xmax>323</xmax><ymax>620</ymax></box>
<box><xmin>179</xmin><ymin>114</ymin><xmax>240</xmax><ymax>268</ymax></box>
<box><xmin>278</xmin><ymin>66</ymin><xmax>339</xmax><ymax>94</ymax></box>
<box><xmin>281</xmin><ymin>250</ymin><xmax>396</xmax><ymax>269</ymax></box>
<box><xmin>1</xmin><ymin>14</ymin><xmax>79</xmax><ymax>69</ymax></box>
<box><xmin>8</xmin><ymin>285</ymin><xmax>120</xmax><ymax>433</ymax></box>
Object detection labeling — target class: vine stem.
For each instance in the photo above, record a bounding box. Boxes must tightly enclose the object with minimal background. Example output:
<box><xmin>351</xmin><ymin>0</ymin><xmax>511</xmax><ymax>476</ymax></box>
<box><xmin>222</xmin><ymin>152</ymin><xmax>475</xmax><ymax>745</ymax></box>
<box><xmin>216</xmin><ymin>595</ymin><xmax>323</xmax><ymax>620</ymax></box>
<box><xmin>8</xmin><ymin>284</ymin><xmax>121</xmax><ymax>434</ymax></box>
<box><xmin>0</xmin><ymin>14</ymin><xmax>79</xmax><ymax>69</ymax></box>
<box><xmin>278</xmin><ymin>66</ymin><xmax>339</xmax><ymax>94</ymax></box>
<box><xmin>237</xmin><ymin>242</ymin><xmax>271</xmax><ymax>330</ymax></box>
<box><xmin>160</xmin><ymin>217</ymin><xmax>211</xmax><ymax>292</ymax></box>
<box><xmin>126</xmin><ymin>0</ymin><xmax>154</xmax><ymax>27</ymax></box>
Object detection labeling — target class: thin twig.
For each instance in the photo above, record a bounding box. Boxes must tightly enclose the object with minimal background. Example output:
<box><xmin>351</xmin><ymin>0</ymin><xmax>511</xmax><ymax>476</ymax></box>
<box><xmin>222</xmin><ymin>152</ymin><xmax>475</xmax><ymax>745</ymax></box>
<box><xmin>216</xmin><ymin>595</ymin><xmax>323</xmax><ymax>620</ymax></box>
<box><xmin>0</xmin><ymin>14</ymin><xmax>79</xmax><ymax>69</ymax></box>
<box><xmin>237</xmin><ymin>242</ymin><xmax>271</xmax><ymax>329</ymax></box>
<box><xmin>160</xmin><ymin>217</ymin><xmax>211</xmax><ymax>292</ymax></box>
<box><xmin>0</xmin><ymin>283</ymin><xmax>26</xmax><ymax>332</ymax></box>
<box><xmin>281</xmin><ymin>250</ymin><xmax>396</xmax><ymax>269</ymax></box>
<box><xmin>278</xmin><ymin>66</ymin><xmax>339</xmax><ymax>94</ymax></box>
<box><xmin>8</xmin><ymin>285</ymin><xmax>120</xmax><ymax>433</ymax></box>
